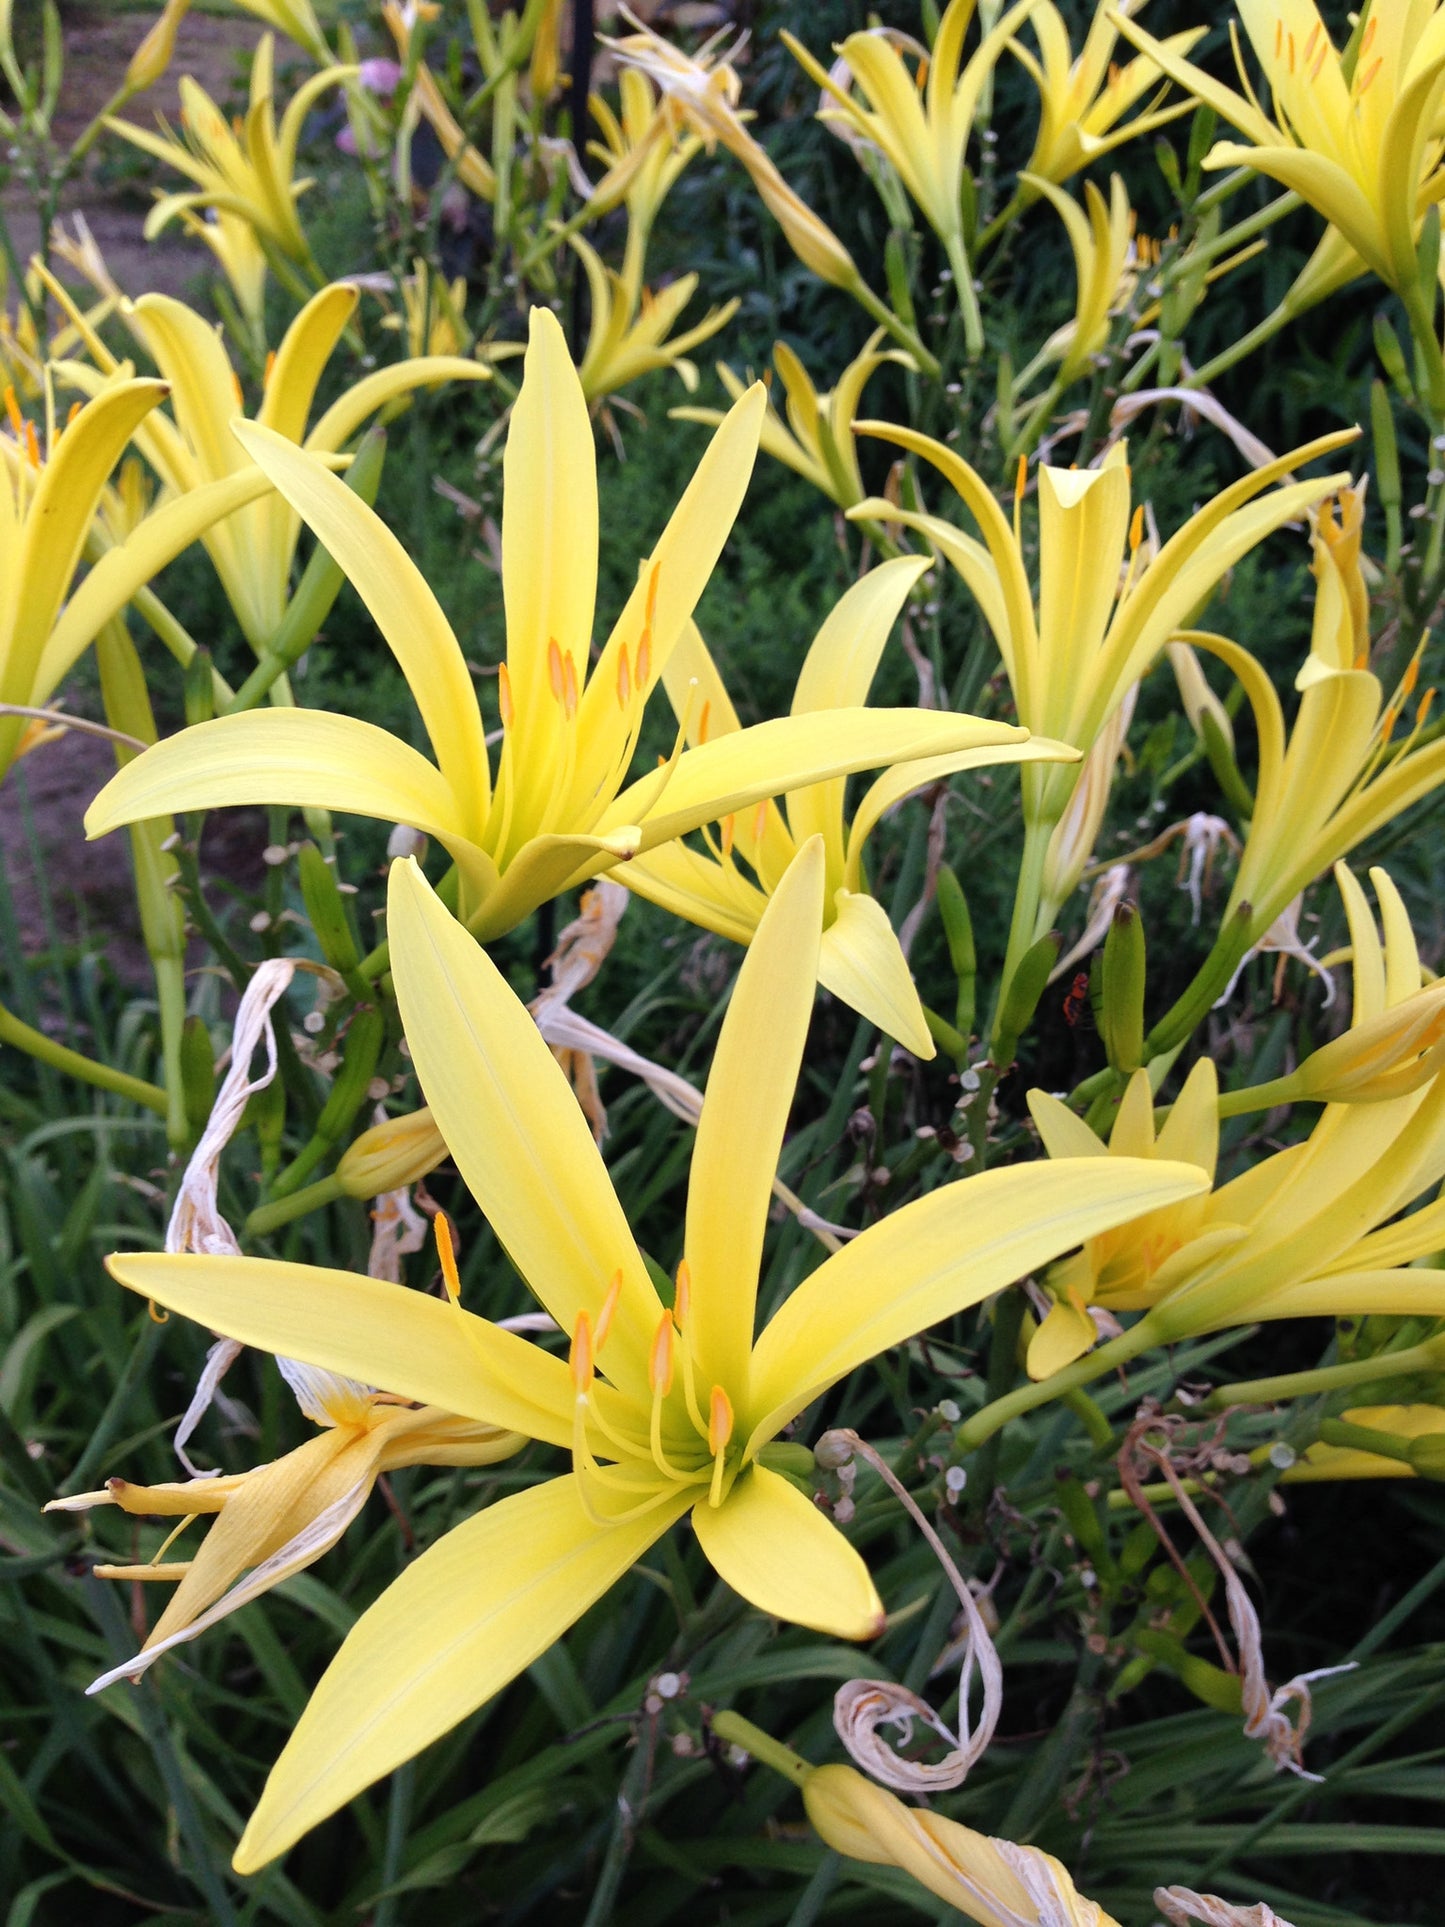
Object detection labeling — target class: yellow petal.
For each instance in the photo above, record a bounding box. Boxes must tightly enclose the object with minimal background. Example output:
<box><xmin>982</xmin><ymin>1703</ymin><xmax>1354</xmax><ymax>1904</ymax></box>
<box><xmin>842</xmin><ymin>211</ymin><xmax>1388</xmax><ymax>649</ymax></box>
<box><xmin>1025</xmin><ymin>1298</ymin><xmax>1098</xmax><ymax>1380</ymax></box>
<box><xmin>255</xmin><ymin>284</ymin><xmax>358</xmax><ymax>441</ymax></box>
<box><xmin>819</xmin><ymin>890</ymin><xmax>933</xmax><ymax>1057</ymax></box>
<box><xmin>744</xmin><ymin>1157</ymin><xmax>1208</xmax><ymax>1450</ymax></box>
<box><xmin>502</xmin><ymin>307</ymin><xmax>598</xmax><ymax>726</ymax></box>
<box><xmin>1026</xmin><ymin>1087</ymin><xmax>1109</xmax><ymax>1159</ymax></box>
<box><xmin>230</xmin><ymin>421</ymin><xmax>490</xmax><ymax>825</ymax></box>
<box><xmin>387</xmin><ymin>858</ymin><xmax>663</xmax><ymax>1391</ymax></box>
<box><xmin>105</xmin><ymin>1251</ymin><xmax>576</xmax><ymax>1444</ymax></box>
<box><xmin>233</xmin><ymin>1474</ymin><xmax>688</xmax><ymax>1872</ymax></box>
<box><xmin>693</xmin><ymin>1464</ymin><xmax>884</xmax><ymax>1639</ymax></box>
<box><xmin>304</xmin><ymin>354</ymin><xmax>492</xmax><ymax>453</ymax></box>
<box><xmin>83</xmin><ymin>709</ymin><xmax>472</xmax><ymax>852</ymax></box>
<box><xmin>609</xmin><ymin>709</ymin><xmax>1032</xmax><ymax>850</ymax></box>
<box><xmin>685</xmin><ymin>839</ymin><xmax>824</xmax><ymax>1398</ymax></box>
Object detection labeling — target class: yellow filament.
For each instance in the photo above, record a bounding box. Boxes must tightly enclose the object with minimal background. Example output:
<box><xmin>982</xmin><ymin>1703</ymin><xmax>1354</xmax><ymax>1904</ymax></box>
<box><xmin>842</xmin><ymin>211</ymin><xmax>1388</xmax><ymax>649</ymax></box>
<box><xmin>147</xmin><ymin>1299</ymin><xmax>170</xmax><ymax>1324</ymax></box>
<box><xmin>435</xmin><ymin>1211</ymin><xmax>462</xmax><ymax>1302</ymax></box>
<box><xmin>563</xmin><ymin>651</ymin><xmax>578</xmax><ymax>720</ymax></box>
<box><xmin>648</xmin><ymin>1310</ymin><xmax>674</xmax><ymax>1397</ymax></box>
<box><xmin>595</xmin><ymin>1268</ymin><xmax>624</xmax><ymax>1349</ymax></box>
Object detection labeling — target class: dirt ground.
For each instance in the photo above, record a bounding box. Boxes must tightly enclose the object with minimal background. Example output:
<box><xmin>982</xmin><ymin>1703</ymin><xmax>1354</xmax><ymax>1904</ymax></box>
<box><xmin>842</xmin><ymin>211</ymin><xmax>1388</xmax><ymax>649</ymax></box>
<box><xmin>2</xmin><ymin>6</ymin><xmax>290</xmax><ymax>977</ymax></box>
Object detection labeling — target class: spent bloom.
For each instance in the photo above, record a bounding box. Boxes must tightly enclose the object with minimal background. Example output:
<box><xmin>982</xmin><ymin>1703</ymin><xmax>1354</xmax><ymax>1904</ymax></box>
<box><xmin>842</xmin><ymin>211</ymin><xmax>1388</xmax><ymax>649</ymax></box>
<box><xmin>87</xmin><ymin>308</ymin><xmax>1045</xmax><ymax>942</ymax></box>
<box><xmin>106</xmin><ymin>843</ymin><xmax>1205</xmax><ymax>1870</ymax></box>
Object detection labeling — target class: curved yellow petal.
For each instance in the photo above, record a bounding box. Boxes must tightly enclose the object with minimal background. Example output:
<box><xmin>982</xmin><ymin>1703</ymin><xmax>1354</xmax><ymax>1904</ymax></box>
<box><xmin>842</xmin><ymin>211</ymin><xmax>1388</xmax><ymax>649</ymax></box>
<box><xmin>233</xmin><ymin>1475</ymin><xmax>687</xmax><ymax>1873</ymax></box>
<box><xmin>104</xmin><ymin>1251</ymin><xmax>575</xmax><ymax>1444</ymax></box>
<box><xmin>694</xmin><ymin>1464</ymin><xmax>884</xmax><ymax>1639</ymax></box>
<box><xmin>387</xmin><ymin>858</ymin><xmax>663</xmax><ymax>1391</ymax></box>
<box><xmin>819</xmin><ymin>890</ymin><xmax>933</xmax><ymax>1057</ymax></box>
<box><xmin>230</xmin><ymin>421</ymin><xmax>490</xmax><ymax>823</ymax></box>
<box><xmin>744</xmin><ymin>1157</ymin><xmax>1208</xmax><ymax>1450</ymax></box>
<box><xmin>303</xmin><ymin>354</ymin><xmax>492</xmax><ymax>455</ymax></box>
<box><xmin>83</xmin><ymin>709</ymin><xmax>471</xmax><ymax>851</ymax></box>
<box><xmin>610</xmin><ymin>709</ymin><xmax>1032</xmax><ymax>850</ymax></box>
<box><xmin>1025</xmin><ymin>1298</ymin><xmax>1098</xmax><ymax>1380</ymax></box>
<box><xmin>685</xmin><ymin>839</ymin><xmax>824</xmax><ymax>1399</ymax></box>
<box><xmin>620</xmin><ymin>839</ymin><xmax>768</xmax><ymax>947</ymax></box>
<box><xmin>1027</xmin><ymin>1087</ymin><xmax>1108</xmax><ymax>1159</ymax></box>
<box><xmin>255</xmin><ymin>283</ymin><xmax>358</xmax><ymax>441</ymax></box>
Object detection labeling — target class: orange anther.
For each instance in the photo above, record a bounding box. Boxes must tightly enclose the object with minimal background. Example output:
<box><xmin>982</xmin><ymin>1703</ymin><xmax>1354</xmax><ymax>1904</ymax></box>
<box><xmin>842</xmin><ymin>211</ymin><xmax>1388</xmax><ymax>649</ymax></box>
<box><xmin>1309</xmin><ymin>38</ymin><xmax>1327</xmax><ymax>79</ymax></box>
<box><xmin>1273</xmin><ymin>18</ymin><xmax>1282</xmax><ymax>57</ymax></box>
<box><xmin>1129</xmin><ymin>504</ymin><xmax>1144</xmax><ymax>551</ymax></box>
<box><xmin>264</xmin><ymin>348</ymin><xmax>277</xmax><ymax>386</ymax></box>
<box><xmin>66</xmin><ymin>400</ymin><xmax>81</xmax><ymax>427</ymax></box>
<box><xmin>673</xmin><ymin>1258</ymin><xmax>691</xmax><ymax>1328</ymax></box>
<box><xmin>616</xmin><ymin>645</ymin><xmax>632</xmax><ymax>710</ymax></box>
<box><xmin>707</xmin><ymin>1384</ymin><xmax>734</xmax><ymax>1456</ymax></box>
<box><xmin>497</xmin><ymin>660</ymin><xmax>514</xmax><ymax>727</ymax></box>
<box><xmin>636</xmin><ymin>629</ymin><xmax>652</xmax><ymax>690</ymax></box>
<box><xmin>914</xmin><ymin>54</ymin><xmax>928</xmax><ymax>90</ymax></box>
<box><xmin>1403</xmin><ymin>658</ymin><xmax>1420</xmax><ymax>697</ymax></box>
<box><xmin>720</xmin><ymin>813</ymin><xmax>735</xmax><ymax>858</ymax></box>
<box><xmin>697</xmin><ymin>699</ymin><xmax>711</xmax><ymax>746</ymax></box>
<box><xmin>230</xmin><ymin>371</ymin><xmax>244</xmax><ymax>412</ymax></box>
<box><xmin>1381</xmin><ymin>702</ymin><xmax>1399</xmax><ymax>739</ymax></box>
<box><xmin>1419</xmin><ymin>688</ymin><xmax>1437</xmax><ymax>727</ymax></box>
<box><xmin>649</xmin><ymin>1311</ymin><xmax>675</xmax><ymax>1397</ymax></box>
<box><xmin>548</xmin><ymin>636</ymin><xmax>565</xmax><ymax>703</ymax></box>
<box><xmin>570</xmin><ymin>1310</ymin><xmax>595</xmax><ymax>1395</ymax></box>
<box><xmin>1353</xmin><ymin>649</ymin><xmax>1369</xmax><ymax>672</ymax></box>
<box><xmin>595</xmin><ymin>1268</ymin><xmax>624</xmax><ymax>1349</ymax></box>
<box><xmin>23</xmin><ymin>419</ymin><xmax>39</xmax><ymax>467</ymax></box>
<box><xmin>752</xmin><ymin>799</ymin><xmax>768</xmax><ymax>843</ymax></box>
<box><xmin>1014</xmin><ymin>454</ymin><xmax>1027</xmax><ymax>502</ymax></box>
<box><xmin>1356</xmin><ymin>54</ymin><xmax>1382</xmax><ymax>95</ymax></box>
<box><xmin>645</xmin><ymin>562</ymin><xmax>660</xmax><ymax>627</ymax></box>
<box><xmin>436</xmin><ymin>1211</ymin><xmax>462</xmax><ymax>1302</ymax></box>
<box><xmin>3</xmin><ymin>384</ymin><xmax>22</xmax><ymax>435</ymax></box>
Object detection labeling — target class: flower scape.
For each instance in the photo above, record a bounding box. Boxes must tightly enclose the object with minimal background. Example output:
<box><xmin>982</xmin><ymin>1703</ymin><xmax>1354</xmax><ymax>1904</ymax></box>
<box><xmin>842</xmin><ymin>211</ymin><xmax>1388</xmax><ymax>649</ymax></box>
<box><xmin>2</xmin><ymin>1</ymin><xmax>1445</xmax><ymax>1923</ymax></box>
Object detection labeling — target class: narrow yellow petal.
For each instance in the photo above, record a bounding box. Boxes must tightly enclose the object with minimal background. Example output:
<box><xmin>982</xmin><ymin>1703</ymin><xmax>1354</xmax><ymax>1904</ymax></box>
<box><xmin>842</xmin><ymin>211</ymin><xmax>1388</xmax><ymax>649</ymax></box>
<box><xmin>233</xmin><ymin>1475</ymin><xmax>688</xmax><ymax>1873</ymax></box>
<box><xmin>1026</xmin><ymin>1299</ymin><xmax>1099</xmax><ymax>1380</ymax></box>
<box><xmin>105</xmin><ymin>1251</ymin><xmax>576</xmax><ymax>1445</ymax></box>
<box><xmin>230</xmin><ymin>421</ymin><xmax>490</xmax><ymax>823</ymax></box>
<box><xmin>255</xmin><ymin>283</ymin><xmax>358</xmax><ymax>441</ymax></box>
<box><xmin>693</xmin><ymin>1464</ymin><xmax>884</xmax><ymax>1639</ymax></box>
<box><xmin>685</xmin><ymin>839</ymin><xmax>824</xmax><ymax>1399</ymax></box>
<box><xmin>819</xmin><ymin>890</ymin><xmax>933</xmax><ymax>1057</ymax></box>
<box><xmin>1027</xmin><ymin>1088</ymin><xmax>1109</xmax><ymax>1159</ymax></box>
<box><xmin>387</xmin><ymin>858</ymin><xmax>663</xmax><ymax>1391</ymax></box>
<box><xmin>745</xmin><ymin>1158</ymin><xmax>1208</xmax><ymax>1449</ymax></box>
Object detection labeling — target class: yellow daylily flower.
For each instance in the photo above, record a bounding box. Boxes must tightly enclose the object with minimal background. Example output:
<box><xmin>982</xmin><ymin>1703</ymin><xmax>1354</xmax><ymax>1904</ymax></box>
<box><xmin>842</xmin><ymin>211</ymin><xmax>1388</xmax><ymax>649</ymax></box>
<box><xmin>1018</xmin><ymin>171</ymin><xmax>1133</xmax><ymax>386</ymax></box>
<box><xmin>672</xmin><ymin>330</ymin><xmax>915</xmax><ymax>512</ymax></box>
<box><xmin>1112</xmin><ymin>0</ymin><xmax>1445</xmax><ymax>305</ymax></box>
<box><xmin>803</xmin><ymin>1763</ymin><xmax>1121</xmax><ymax>1926</ymax></box>
<box><xmin>1031</xmin><ymin>888</ymin><xmax>1445</xmax><ymax>1365</ymax></box>
<box><xmin>48</xmin><ymin>1359</ymin><xmax>520</xmax><ymax>1687</ymax></box>
<box><xmin>85</xmin><ymin>308</ymin><xmax>1040</xmax><ymax>941</ymax></box>
<box><xmin>105</xmin><ymin>841</ymin><xmax>1207</xmax><ymax>1869</ymax></box>
<box><xmin>106</xmin><ymin>35</ymin><xmax>353</xmax><ymax>269</ymax></box>
<box><xmin>176</xmin><ymin>205</ymin><xmax>271</xmax><ymax>346</ymax></box>
<box><xmin>0</xmin><ymin>375</ymin><xmax>277</xmax><ymax>782</ymax></box>
<box><xmin>848</xmin><ymin>425</ymin><xmax>1353</xmax><ymax>967</ymax></box>
<box><xmin>229</xmin><ymin>0</ymin><xmax>334</xmax><ymax>67</ymax></box>
<box><xmin>587</xmin><ymin>68</ymin><xmax>702</xmax><ymax>254</ymax></box>
<box><xmin>1027</xmin><ymin>1057</ymin><xmax>1220</xmax><ymax>1377</ymax></box>
<box><xmin>782</xmin><ymin>0</ymin><xmax>1043</xmax><ymax>349</ymax></box>
<box><xmin>1219</xmin><ymin>863</ymin><xmax>1445</xmax><ymax>1115</ymax></box>
<box><xmin>1189</xmin><ymin>482</ymin><xmax>1445</xmax><ymax>955</ymax></box>
<box><xmin>571</xmin><ymin>234</ymin><xmax>738</xmax><ymax>404</ymax></box>
<box><xmin>1011</xmin><ymin>0</ymin><xmax>1204</xmax><ymax>191</ymax></box>
<box><xmin>624</xmin><ymin>556</ymin><xmax>1072</xmax><ymax>1055</ymax></box>
<box><xmin>1289</xmin><ymin>1403</ymin><xmax>1445</xmax><ymax>1480</ymax></box>
<box><xmin>380</xmin><ymin>259</ymin><xmax>474</xmax><ymax>359</ymax></box>
<box><xmin>47</xmin><ymin>276</ymin><xmax>486</xmax><ymax>654</ymax></box>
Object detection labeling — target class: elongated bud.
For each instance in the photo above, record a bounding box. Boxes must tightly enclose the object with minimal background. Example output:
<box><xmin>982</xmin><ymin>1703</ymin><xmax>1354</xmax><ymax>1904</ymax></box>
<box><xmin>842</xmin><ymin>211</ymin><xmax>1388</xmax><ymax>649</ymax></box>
<box><xmin>1370</xmin><ymin>380</ymin><xmax>1402</xmax><ymax>515</ymax></box>
<box><xmin>1098</xmin><ymin>901</ymin><xmax>1146</xmax><ymax>1074</ymax></box>
<box><xmin>991</xmin><ymin>930</ymin><xmax>1060</xmax><ymax>1067</ymax></box>
<box><xmin>336</xmin><ymin>1105</ymin><xmax>447</xmax><ymax>1196</ymax></box>
<box><xmin>184</xmin><ymin>646</ymin><xmax>215</xmax><ymax>727</ymax></box>
<box><xmin>1408</xmin><ymin>1433</ymin><xmax>1445</xmax><ymax>1480</ymax></box>
<box><xmin>935</xmin><ymin>865</ymin><xmax>976</xmax><ymax>1042</ymax></box>
<box><xmin>1372</xmin><ymin>317</ymin><xmax>1415</xmax><ymax>405</ymax></box>
<box><xmin>123</xmin><ymin>0</ymin><xmax>192</xmax><ymax>95</ymax></box>
<box><xmin>179</xmin><ymin>1014</ymin><xmax>216</xmax><ymax>1142</ymax></box>
<box><xmin>297</xmin><ymin>841</ymin><xmax>362</xmax><ymax>975</ymax></box>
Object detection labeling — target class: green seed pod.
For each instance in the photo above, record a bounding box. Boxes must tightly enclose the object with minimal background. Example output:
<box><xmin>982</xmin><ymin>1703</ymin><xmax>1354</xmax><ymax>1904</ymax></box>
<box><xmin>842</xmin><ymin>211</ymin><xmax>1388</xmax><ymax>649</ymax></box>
<box><xmin>297</xmin><ymin>841</ymin><xmax>361</xmax><ymax>977</ymax></box>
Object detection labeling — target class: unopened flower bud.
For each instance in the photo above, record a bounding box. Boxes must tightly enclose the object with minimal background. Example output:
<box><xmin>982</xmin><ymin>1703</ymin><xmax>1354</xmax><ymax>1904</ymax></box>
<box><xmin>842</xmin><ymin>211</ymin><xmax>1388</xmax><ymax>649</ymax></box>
<box><xmin>337</xmin><ymin>1106</ymin><xmax>447</xmax><ymax>1197</ymax></box>
<box><xmin>124</xmin><ymin>0</ymin><xmax>192</xmax><ymax>96</ymax></box>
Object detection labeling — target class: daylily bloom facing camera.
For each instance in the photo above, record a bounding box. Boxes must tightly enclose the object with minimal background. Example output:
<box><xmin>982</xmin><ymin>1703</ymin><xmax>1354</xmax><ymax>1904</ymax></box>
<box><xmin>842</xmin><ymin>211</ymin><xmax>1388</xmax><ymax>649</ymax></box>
<box><xmin>87</xmin><ymin>308</ymin><xmax>1049</xmax><ymax>941</ymax></box>
<box><xmin>105</xmin><ymin>843</ymin><xmax>1205</xmax><ymax>1869</ymax></box>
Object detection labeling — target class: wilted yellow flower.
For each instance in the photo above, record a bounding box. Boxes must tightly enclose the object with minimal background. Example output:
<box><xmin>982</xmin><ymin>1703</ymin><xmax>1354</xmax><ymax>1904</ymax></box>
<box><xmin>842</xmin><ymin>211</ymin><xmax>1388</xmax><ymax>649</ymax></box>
<box><xmin>1011</xmin><ymin>0</ymin><xmax>1204</xmax><ymax>190</ymax></box>
<box><xmin>106</xmin><ymin>35</ymin><xmax>353</xmax><ymax>270</ymax></box>
<box><xmin>803</xmin><ymin>1763</ymin><xmax>1121</xmax><ymax>1926</ymax></box>
<box><xmin>623</xmin><ymin>558</ymin><xmax>1070</xmax><ymax>1054</ymax></box>
<box><xmin>587</xmin><ymin>68</ymin><xmax>701</xmax><ymax>244</ymax></box>
<box><xmin>673</xmin><ymin>330</ymin><xmax>914</xmax><ymax>511</ymax></box>
<box><xmin>49</xmin><ymin>1358</ymin><xmax>520</xmax><ymax>1687</ymax></box>
<box><xmin>104</xmin><ymin>842</ymin><xmax>1204</xmax><ymax>1870</ymax></box>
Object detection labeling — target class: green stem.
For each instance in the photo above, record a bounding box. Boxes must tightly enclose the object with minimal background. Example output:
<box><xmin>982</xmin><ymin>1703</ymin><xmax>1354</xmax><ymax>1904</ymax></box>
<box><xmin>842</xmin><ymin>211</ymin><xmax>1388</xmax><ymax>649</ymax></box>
<box><xmin>943</xmin><ymin>228</ymin><xmax>984</xmax><ymax>361</ymax></box>
<box><xmin>957</xmin><ymin>1313</ymin><xmax>1164</xmax><ymax>1453</ymax></box>
<box><xmin>245</xmin><ymin>1173</ymin><xmax>346</xmax><ymax>1239</ymax></box>
<box><xmin>709</xmin><ymin>1711</ymin><xmax>811</xmax><ymax>1789</ymax></box>
<box><xmin>0</xmin><ymin>1000</ymin><xmax>168</xmax><ymax>1115</ymax></box>
<box><xmin>1185</xmin><ymin>302</ymin><xmax>1298</xmax><ymax>391</ymax></box>
<box><xmin>848</xmin><ymin>275</ymin><xmax>942</xmax><ymax>379</ymax></box>
<box><xmin>992</xmin><ymin>813</ymin><xmax>1054</xmax><ymax>1047</ymax></box>
<box><xmin>1204</xmin><ymin>1336</ymin><xmax>1445</xmax><ymax>1408</ymax></box>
